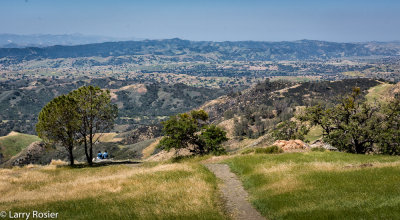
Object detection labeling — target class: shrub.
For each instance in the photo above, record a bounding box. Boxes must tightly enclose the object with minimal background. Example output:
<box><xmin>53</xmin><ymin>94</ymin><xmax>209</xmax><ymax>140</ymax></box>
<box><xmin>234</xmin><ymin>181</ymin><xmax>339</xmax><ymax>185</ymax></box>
<box><xmin>241</xmin><ymin>148</ymin><xmax>255</xmax><ymax>155</ymax></box>
<box><xmin>255</xmin><ymin>145</ymin><xmax>283</xmax><ymax>154</ymax></box>
<box><xmin>311</xmin><ymin>147</ymin><xmax>326</xmax><ymax>152</ymax></box>
<box><xmin>255</xmin><ymin>148</ymin><xmax>268</xmax><ymax>154</ymax></box>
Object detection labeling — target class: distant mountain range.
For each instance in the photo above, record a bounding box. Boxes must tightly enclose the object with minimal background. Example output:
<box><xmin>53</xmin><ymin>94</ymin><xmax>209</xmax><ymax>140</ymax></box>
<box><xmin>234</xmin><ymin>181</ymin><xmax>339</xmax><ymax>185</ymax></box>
<box><xmin>1</xmin><ymin>38</ymin><xmax>400</xmax><ymax>62</ymax></box>
<box><xmin>0</xmin><ymin>33</ymin><xmax>140</xmax><ymax>48</ymax></box>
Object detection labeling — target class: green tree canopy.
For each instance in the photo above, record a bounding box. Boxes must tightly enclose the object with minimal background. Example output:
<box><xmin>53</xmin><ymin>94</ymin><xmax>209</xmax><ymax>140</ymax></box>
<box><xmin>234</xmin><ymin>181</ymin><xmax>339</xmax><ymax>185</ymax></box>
<box><xmin>271</xmin><ymin>120</ymin><xmax>309</xmax><ymax>141</ymax></box>
<box><xmin>158</xmin><ymin>110</ymin><xmax>227</xmax><ymax>155</ymax></box>
<box><xmin>36</xmin><ymin>95</ymin><xmax>80</xmax><ymax>165</ymax></box>
<box><xmin>300</xmin><ymin>87</ymin><xmax>383</xmax><ymax>154</ymax></box>
<box><xmin>378</xmin><ymin>98</ymin><xmax>400</xmax><ymax>155</ymax></box>
<box><xmin>70</xmin><ymin>86</ymin><xmax>118</xmax><ymax>165</ymax></box>
<box><xmin>199</xmin><ymin>125</ymin><xmax>228</xmax><ymax>155</ymax></box>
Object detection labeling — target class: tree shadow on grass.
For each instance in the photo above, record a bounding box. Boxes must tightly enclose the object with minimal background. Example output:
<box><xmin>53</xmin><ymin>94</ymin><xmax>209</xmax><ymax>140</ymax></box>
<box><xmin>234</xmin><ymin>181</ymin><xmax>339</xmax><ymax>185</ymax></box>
<box><xmin>69</xmin><ymin>160</ymin><xmax>141</xmax><ymax>168</ymax></box>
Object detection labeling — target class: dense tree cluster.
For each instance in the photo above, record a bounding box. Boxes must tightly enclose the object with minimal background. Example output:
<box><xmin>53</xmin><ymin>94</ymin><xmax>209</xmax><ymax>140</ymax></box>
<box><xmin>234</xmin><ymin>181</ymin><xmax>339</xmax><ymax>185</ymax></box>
<box><xmin>0</xmin><ymin>77</ymin><xmax>228</xmax><ymax>136</ymax></box>
<box><xmin>229</xmin><ymin>79</ymin><xmax>379</xmax><ymax>139</ymax></box>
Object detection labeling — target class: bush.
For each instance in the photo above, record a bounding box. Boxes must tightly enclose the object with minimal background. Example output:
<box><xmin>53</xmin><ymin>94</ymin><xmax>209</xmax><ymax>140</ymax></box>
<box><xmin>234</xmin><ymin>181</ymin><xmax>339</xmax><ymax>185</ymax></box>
<box><xmin>255</xmin><ymin>148</ymin><xmax>268</xmax><ymax>154</ymax></box>
<box><xmin>241</xmin><ymin>148</ymin><xmax>255</xmax><ymax>155</ymax></box>
<box><xmin>255</xmin><ymin>145</ymin><xmax>283</xmax><ymax>154</ymax></box>
<box><xmin>311</xmin><ymin>147</ymin><xmax>326</xmax><ymax>152</ymax></box>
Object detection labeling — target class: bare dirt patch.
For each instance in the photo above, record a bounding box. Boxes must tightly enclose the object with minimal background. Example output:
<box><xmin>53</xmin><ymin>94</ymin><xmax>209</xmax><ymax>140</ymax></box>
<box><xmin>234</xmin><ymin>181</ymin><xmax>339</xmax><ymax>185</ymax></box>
<box><xmin>205</xmin><ymin>163</ymin><xmax>265</xmax><ymax>220</ymax></box>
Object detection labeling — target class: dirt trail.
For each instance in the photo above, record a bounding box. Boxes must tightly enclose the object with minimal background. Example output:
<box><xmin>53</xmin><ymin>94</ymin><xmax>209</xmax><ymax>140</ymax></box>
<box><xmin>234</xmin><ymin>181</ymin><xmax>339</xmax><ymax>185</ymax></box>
<box><xmin>205</xmin><ymin>163</ymin><xmax>265</xmax><ymax>220</ymax></box>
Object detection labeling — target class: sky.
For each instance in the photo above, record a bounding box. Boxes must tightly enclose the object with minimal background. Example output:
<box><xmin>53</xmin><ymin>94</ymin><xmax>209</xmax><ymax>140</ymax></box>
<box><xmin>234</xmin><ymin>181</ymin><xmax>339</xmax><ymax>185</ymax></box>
<box><xmin>1</xmin><ymin>0</ymin><xmax>400</xmax><ymax>42</ymax></box>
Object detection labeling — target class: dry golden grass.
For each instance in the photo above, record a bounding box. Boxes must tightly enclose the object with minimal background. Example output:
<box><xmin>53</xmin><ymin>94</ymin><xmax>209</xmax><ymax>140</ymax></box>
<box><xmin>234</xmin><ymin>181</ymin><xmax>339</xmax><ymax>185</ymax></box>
<box><xmin>109</xmin><ymin>84</ymin><xmax>147</xmax><ymax>101</ymax></box>
<box><xmin>0</xmin><ymin>162</ymin><xmax>226</xmax><ymax>219</ymax></box>
<box><xmin>49</xmin><ymin>159</ymin><xmax>69</xmax><ymax>166</ymax></box>
<box><xmin>262</xmin><ymin>175</ymin><xmax>305</xmax><ymax>195</ymax></box>
<box><xmin>342</xmin><ymin>71</ymin><xmax>365</xmax><ymax>77</ymax></box>
<box><xmin>0</xmin><ymin>131</ymin><xmax>19</xmax><ymax>139</ymax></box>
<box><xmin>200</xmin><ymin>96</ymin><xmax>229</xmax><ymax>109</ymax></box>
<box><xmin>217</xmin><ymin>118</ymin><xmax>235</xmax><ymax>139</ymax></box>
<box><xmin>93</xmin><ymin>133</ymin><xmax>123</xmax><ymax>143</ymax></box>
<box><xmin>201</xmin><ymin>155</ymin><xmax>235</xmax><ymax>164</ymax></box>
<box><xmin>141</xmin><ymin>138</ymin><xmax>160</xmax><ymax>159</ymax></box>
<box><xmin>258</xmin><ymin>162</ymin><xmax>295</xmax><ymax>174</ymax></box>
<box><xmin>0</xmin><ymin>164</ymin><xmax>186</xmax><ymax>208</ymax></box>
<box><xmin>274</xmin><ymin>83</ymin><xmax>301</xmax><ymax>95</ymax></box>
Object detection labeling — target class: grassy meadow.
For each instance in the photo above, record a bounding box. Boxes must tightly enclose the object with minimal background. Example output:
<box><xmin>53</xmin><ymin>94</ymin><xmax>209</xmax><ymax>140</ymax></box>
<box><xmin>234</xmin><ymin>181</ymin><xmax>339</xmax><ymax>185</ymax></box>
<box><xmin>2</xmin><ymin>147</ymin><xmax>400</xmax><ymax>219</ymax></box>
<box><xmin>224</xmin><ymin>152</ymin><xmax>400</xmax><ymax>219</ymax></box>
<box><xmin>0</xmin><ymin>161</ymin><xmax>227</xmax><ymax>220</ymax></box>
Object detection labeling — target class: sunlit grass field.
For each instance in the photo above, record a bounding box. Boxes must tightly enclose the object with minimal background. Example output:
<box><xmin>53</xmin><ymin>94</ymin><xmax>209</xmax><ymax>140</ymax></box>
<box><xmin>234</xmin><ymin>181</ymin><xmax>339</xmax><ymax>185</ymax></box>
<box><xmin>2</xmin><ymin>150</ymin><xmax>400</xmax><ymax>219</ymax></box>
<box><xmin>225</xmin><ymin>152</ymin><xmax>400</xmax><ymax>220</ymax></box>
<box><xmin>0</xmin><ymin>161</ymin><xmax>227</xmax><ymax>220</ymax></box>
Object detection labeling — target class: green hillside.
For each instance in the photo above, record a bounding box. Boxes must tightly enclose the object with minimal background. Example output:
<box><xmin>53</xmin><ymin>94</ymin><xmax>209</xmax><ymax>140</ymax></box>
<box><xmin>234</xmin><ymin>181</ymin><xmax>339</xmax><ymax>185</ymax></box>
<box><xmin>0</xmin><ymin>132</ymin><xmax>41</xmax><ymax>162</ymax></box>
<box><xmin>365</xmin><ymin>82</ymin><xmax>395</xmax><ymax>103</ymax></box>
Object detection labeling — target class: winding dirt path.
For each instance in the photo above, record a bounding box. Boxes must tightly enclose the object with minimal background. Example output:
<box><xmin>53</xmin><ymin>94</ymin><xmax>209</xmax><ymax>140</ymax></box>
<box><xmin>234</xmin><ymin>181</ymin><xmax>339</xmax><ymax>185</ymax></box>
<box><xmin>205</xmin><ymin>163</ymin><xmax>265</xmax><ymax>220</ymax></box>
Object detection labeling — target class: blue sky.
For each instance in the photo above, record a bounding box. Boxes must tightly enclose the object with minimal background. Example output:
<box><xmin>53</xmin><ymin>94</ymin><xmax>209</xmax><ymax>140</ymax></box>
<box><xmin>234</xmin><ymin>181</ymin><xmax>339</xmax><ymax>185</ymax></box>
<box><xmin>1</xmin><ymin>0</ymin><xmax>399</xmax><ymax>42</ymax></box>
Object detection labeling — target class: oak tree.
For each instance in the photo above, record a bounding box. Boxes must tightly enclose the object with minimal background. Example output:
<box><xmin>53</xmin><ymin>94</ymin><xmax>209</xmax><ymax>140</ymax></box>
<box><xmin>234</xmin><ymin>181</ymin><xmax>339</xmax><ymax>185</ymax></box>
<box><xmin>158</xmin><ymin>110</ymin><xmax>227</xmax><ymax>155</ymax></box>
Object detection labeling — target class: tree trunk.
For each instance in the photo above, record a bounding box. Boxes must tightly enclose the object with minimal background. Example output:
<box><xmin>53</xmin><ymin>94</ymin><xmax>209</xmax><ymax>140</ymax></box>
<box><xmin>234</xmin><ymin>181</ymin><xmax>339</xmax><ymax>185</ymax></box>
<box><xmin>89</xmin><ymin>132</ymin><xmax>93</xmax><ymax>166</ymax></box>
<box><xmin>84</xmin><ymin>138</ymin><xmax>91</xmax><ymax>165</ymax></box>
<box><xmin>68</xmin><ymin>145</ymin><xmax>74</xmax><ymax>166</ymax></box>
<box><xmin>354</xmin><ymin>140</ymin><xmax>364</xmax><ymax>154</ymax></box>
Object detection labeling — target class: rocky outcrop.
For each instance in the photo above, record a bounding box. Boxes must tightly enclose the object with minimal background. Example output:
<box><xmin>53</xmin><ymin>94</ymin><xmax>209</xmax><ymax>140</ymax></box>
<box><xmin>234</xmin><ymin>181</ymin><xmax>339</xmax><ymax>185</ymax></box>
<box><xmin>273</xmin><ymin>139</ymin><xmax>310</xmax><ymax>152</ymax></box>
<box><xmin>310</xmin><ymin>140</ymin><xmax>338</xmax><ymax>151</ymax></box>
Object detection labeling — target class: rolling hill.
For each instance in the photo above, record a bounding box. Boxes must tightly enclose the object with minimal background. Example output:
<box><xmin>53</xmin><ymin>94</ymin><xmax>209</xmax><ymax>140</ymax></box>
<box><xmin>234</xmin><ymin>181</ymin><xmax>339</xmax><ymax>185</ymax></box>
<box><xmin>0</xmin><ymin>131</ymin><xmax>41</xmax><ymax>163</ymax></box>
<box><xmin>0</xmin><ymin>77</ymin><xmax>231</xmax><ymax>136</ymax></box>
<box><xmin>1</xmin><ymin>78</ymin><xmax>389</xmax><ymax>167</ymax></box>
<box><xmin>1</xmin><ymin>39</ymin><xmax>400</xmax><ymax>62</ymax></box>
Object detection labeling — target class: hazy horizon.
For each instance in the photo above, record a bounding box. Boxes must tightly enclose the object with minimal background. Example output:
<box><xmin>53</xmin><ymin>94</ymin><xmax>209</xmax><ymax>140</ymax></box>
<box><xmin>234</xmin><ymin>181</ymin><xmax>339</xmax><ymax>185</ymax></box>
<box><xmin>2</xmin><ymin>33</ymin><xmax>400</xmax><ymax>44</ymax></box>
<box><xmin>1</xmin><ymin>0</ymin><xmax>400</xmax><ymax>42</ymax></box>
